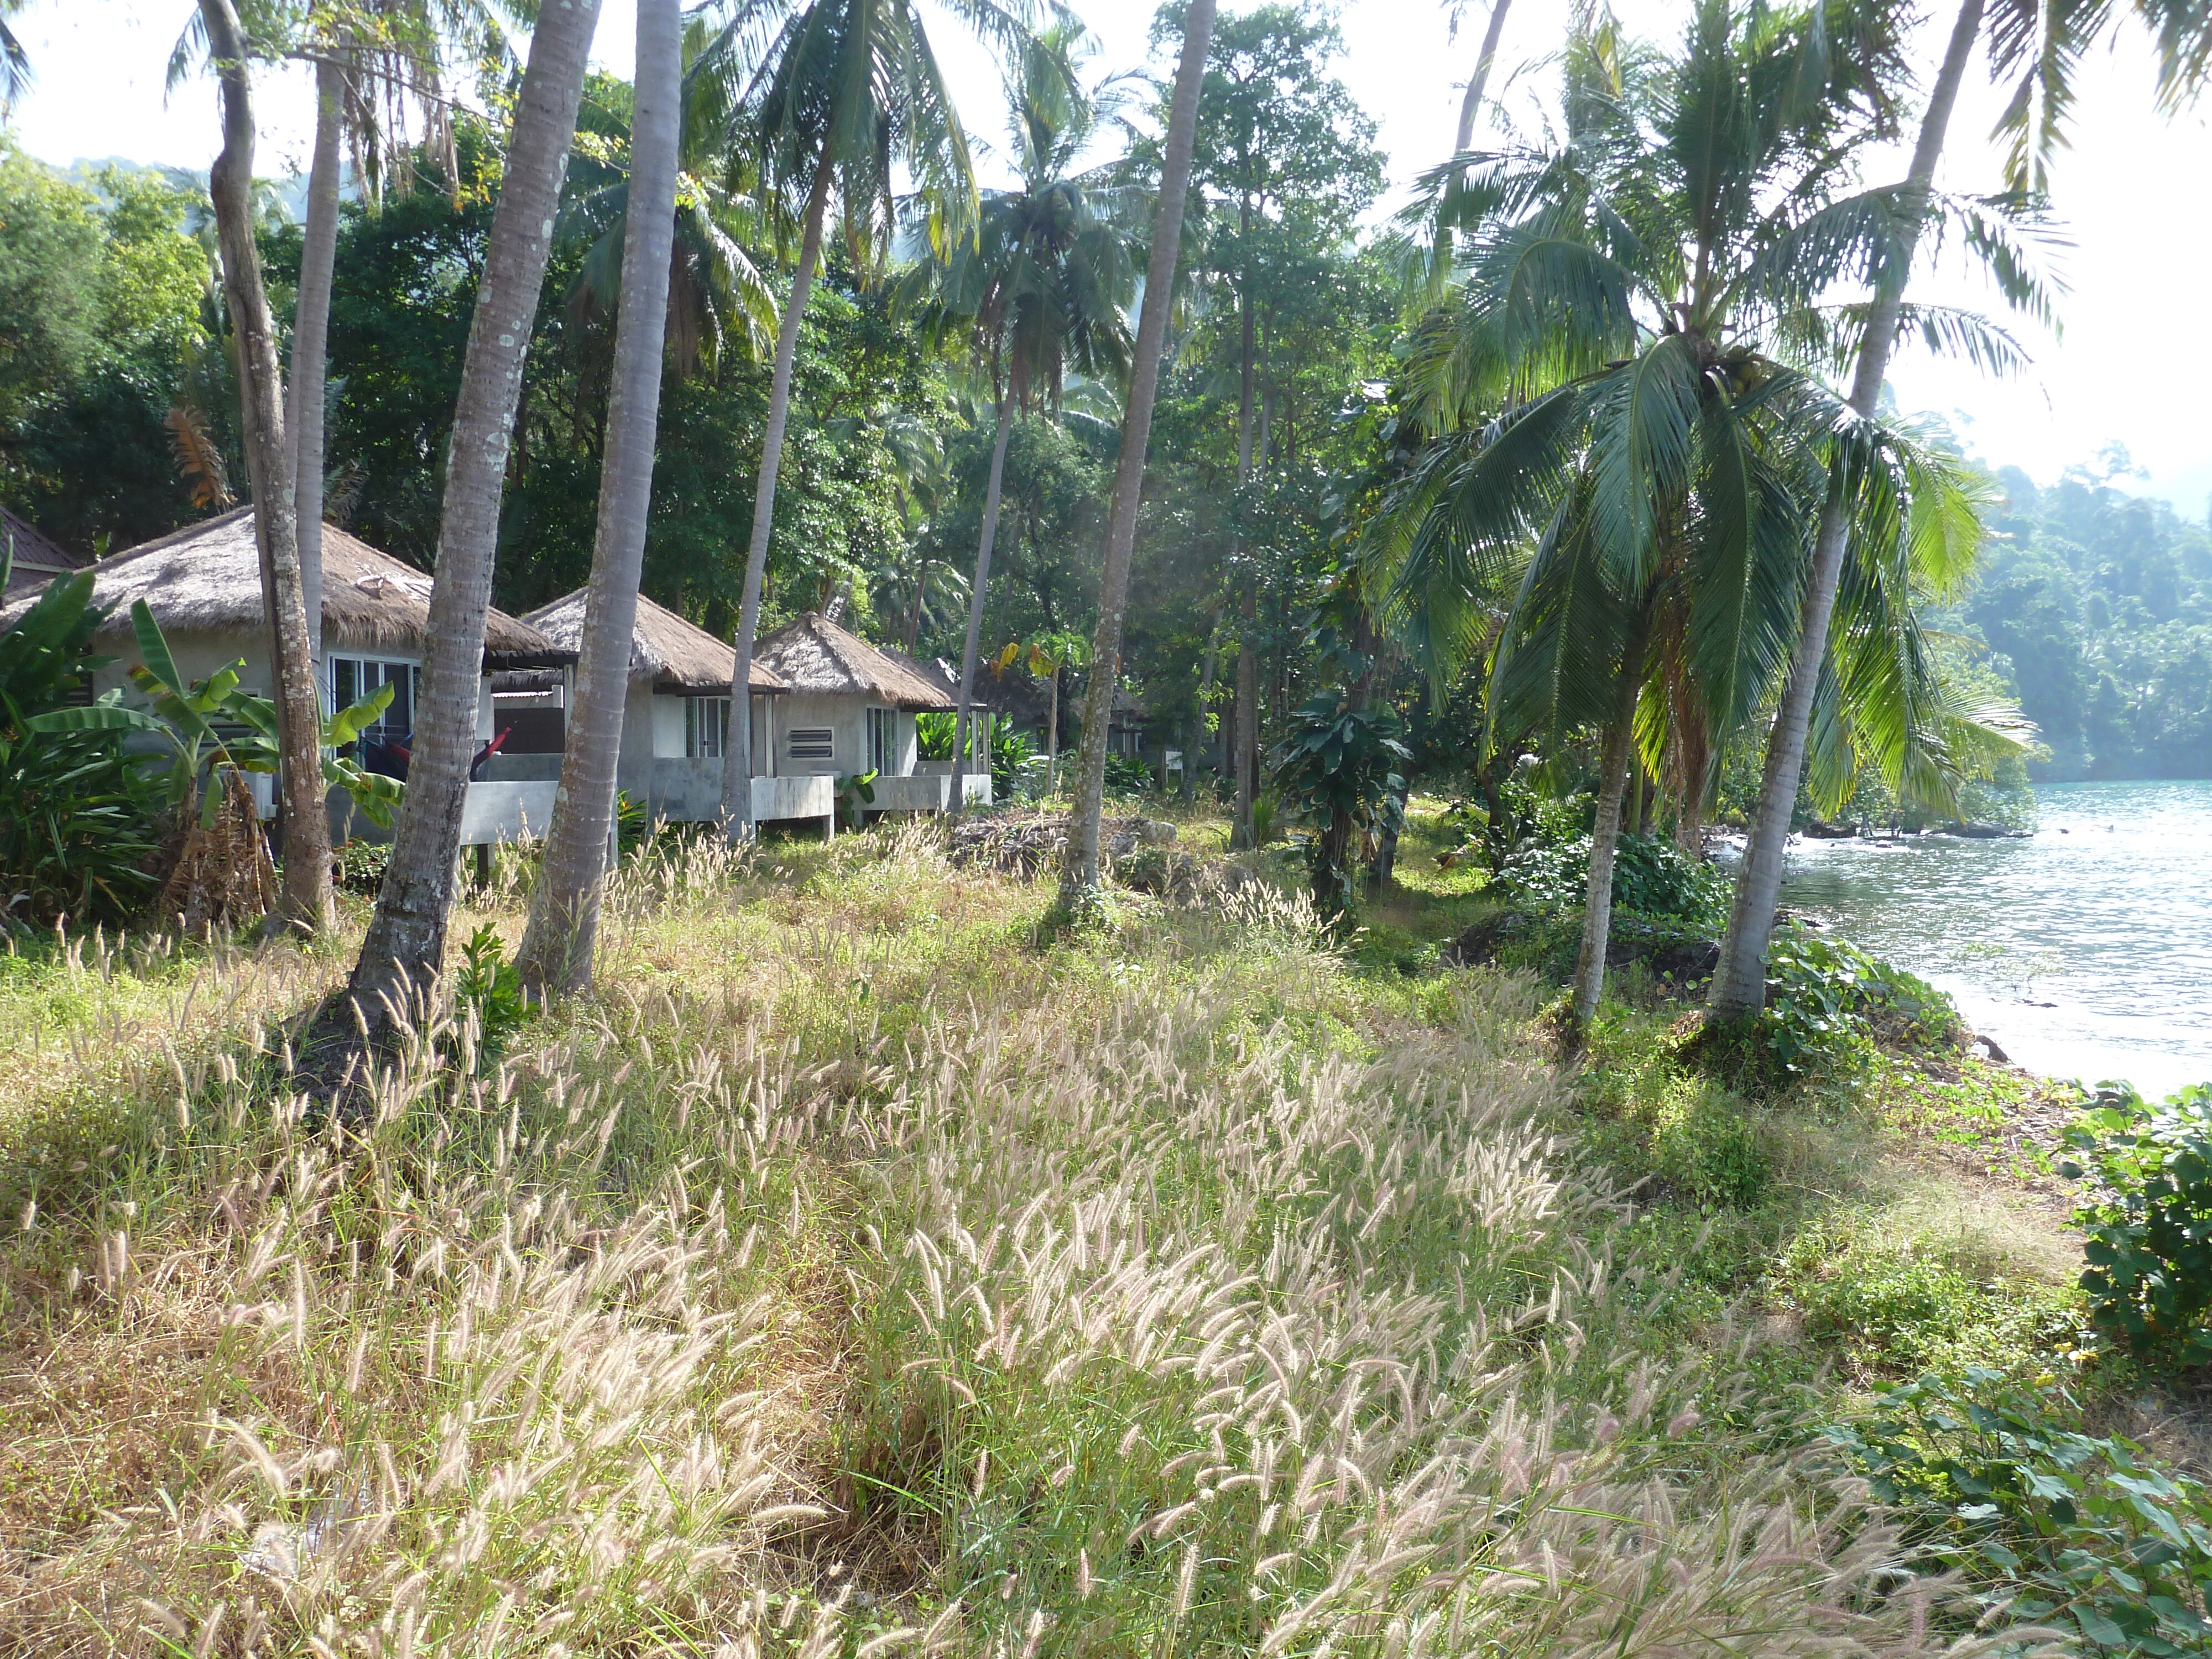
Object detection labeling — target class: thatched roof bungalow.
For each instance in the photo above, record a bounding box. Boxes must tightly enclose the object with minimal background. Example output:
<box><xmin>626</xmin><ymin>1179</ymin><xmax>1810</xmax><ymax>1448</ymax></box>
<box><xmin>0</xmin><ymin>506</ymin><xmax>571</xmax><ymax>760</ymax></box>
<box><xmin>2</xmin><ymin>508</ymin><xmax>86</xmax><ymax>599</ymax></box>
<box><xmin>753</xmin><ymin>612</ymin><xmax>988</xmax><ymax>810</ymax></box>
<box><xmin>513</xmin><ymin>589</ymin><xmax>806</xmax><ymax>823</ymax></box>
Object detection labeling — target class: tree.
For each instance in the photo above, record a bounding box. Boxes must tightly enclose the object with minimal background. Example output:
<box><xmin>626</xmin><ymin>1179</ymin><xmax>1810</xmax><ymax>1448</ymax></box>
<box><xmin>1374</xmin><ymin>0</ymin><xmax>2022</xmax><ymax>1034</ymax></box>
<box><xmin>1165</xmin><ymin>0</ymin><xmax>1383</xmax><ymax>845</ymax></box>
<box><xmin>1062</xmin><ymin>0</ymin><xmax>1217</xmax><ymax>898</ymax></box>
<box><xmin>196</xmin><ymin>0</ymin><xmax>334</xmax><ymax>937</ymax></box>
<box><xmin>338</xmin><ymin>0</ymin><xmax>602</xmax><ymax>1068</ymax></box>
<box><xmin>1449</xmin><ymin>0</ymin><xmax>1511</xmax><ymax>154</ymax></box>
<box><xmin>1710</xmin><ymin>0</ymin><xmax>2212</xmax><ymax>1020</ymax></box>
<box><xmin>516</xmin><ymin>0</ymin><xmax>681</xmax><ymax>1000</ymax></box>
<box><xmin>1</xmin><ymin>0</ymin><xmax>30</xmax><ymax>115</ymax></box>
<box><xmin>559</xmin><ymin>13</ymin><xmax>779</xmax><ymax>375</ymax></box>
<box><xmin>716</xmin><ymin>0</ymin><xmax>1027</xmax><ymax>837</ymax></box>
<box><xmin>904</xmin><ymin>22</ymin><xmax>1138</xmax><ymax>812</ymax></box>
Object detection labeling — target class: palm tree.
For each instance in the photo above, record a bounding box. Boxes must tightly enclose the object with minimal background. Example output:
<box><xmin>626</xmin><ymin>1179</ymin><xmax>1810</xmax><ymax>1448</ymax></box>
<box><xmin>515</xmin><ymin>0</ymin><xmax>682</xmax><ymax>1000</ymax></box>
<box><xmin>712</xmin><ymin>0</ymin><xmax>1032</xmax><ymax>838</ymax></box>
<box><xmin>1371</xmin><ymin>0</ymin><xmax>2030</xmax><ymax>1035</ymax></box>
<box><xmin>1061</xmin><ymin>0</ymin><xmax>1218</xmax><ymax>899</ymax></box>
<box><xmin>341</xmin><ymin>0</ymin><xmax>603</xmax><ymax>1060</ymax></box>
<box><xmin>195</xmin><ymin>0</ymin><xmax>335</xmax><ymax>937</ymax></box>
<box><xmin>560</xmin><ymin>13</ymin><xmax>781</xmax><ymax>375</ymax></box>
<box><xmin>2</xmin><ymin>0</ymin><xmax>32</xmax><ymax>115</ymax></box>
<box><xmin>905</xmin><ymin>22</ymin><xmax>1138</xmax><ymax>813</ymax></box>
<box><xmin>1448</xmin><ymin>0</ymin><xmax>1512</xmax><ymax>154</ymax></box>
<box><xmin>1710</xmin><ymin>0</ymin><xmax>2212</xmax><ymax>1020</ymax></box>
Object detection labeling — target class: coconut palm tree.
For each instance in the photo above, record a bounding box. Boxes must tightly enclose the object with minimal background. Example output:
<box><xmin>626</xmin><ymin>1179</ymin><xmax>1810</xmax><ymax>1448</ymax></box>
<box><xmin>559</xmin><ymin>12</ymin><xmax>781</xmax><ymax>375</ymax></box>
<box><xmin>2</xmin><ymin>0</ymin><xmax>32</xmax><ymax>115</ymax></box>
<box><xmin>341</xmin><ymin>0</ymin><xmax>602</xmax><ymax>1060</ymax></box>
<box><xmin>711</xmin><ymin>0</ymin><xmax>1034</xmax><ymax>838</ymax></box>
<box><xmin>170</xmin><ymin>0</ymin><xmax>491</xmax><ymax>671</ymax></box>
<box><xmin>194</xmin><ymin>0</ymin><xmax>335</xmax><ymax>938</ymax></box>
<box><xmin>1061</xmin><ymin>0</ymin><xmax>1218</xmax><ymax>898</ymax></box>
<box><xmin>1369</xmin><ymin>0</ymin><xmax>2038</xmax><ymax>1035</ymax></box>
<box><xmin>515</xmin><ymin>0</ymin><xmax>681</xmax><ymax>1001</ymax></box>
<box><xmin>904</xmin><ymin>21</ymin><xmax>1138</xmax><ymax>813</ymax></box>
<box><xmin>1711</xmin><ymin>0</ymin><xmax>2212</xmax><ymax>1021</ymax></box>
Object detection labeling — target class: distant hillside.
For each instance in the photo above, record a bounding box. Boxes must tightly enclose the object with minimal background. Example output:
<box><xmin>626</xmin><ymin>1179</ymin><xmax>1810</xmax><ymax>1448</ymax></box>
<box><xmin>1961</xmin><ymin>454</ymin><xmax>2212</xmax><ymax>781</ymax></box>
<box><xmin>57</xmin><ymin>154</ymin><xmax>310</xmax><ymax>222</ymax></box>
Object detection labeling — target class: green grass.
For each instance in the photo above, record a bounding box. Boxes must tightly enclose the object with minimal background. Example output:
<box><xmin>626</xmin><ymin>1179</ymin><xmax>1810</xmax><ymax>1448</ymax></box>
<box><xmin>0</xmin><ymin>804</ymin><xmax>2160</xmax><ymax>1656</ymax></box>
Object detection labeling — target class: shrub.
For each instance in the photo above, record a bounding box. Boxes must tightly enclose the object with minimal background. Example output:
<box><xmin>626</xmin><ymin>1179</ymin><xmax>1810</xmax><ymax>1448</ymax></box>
<box><xmin>1495</xmin><ymin>830</ymin><xmax>1728</xmax><ymax>928</ymax></box>
<box><xmin>333</xmin><ymin>839</ymin><xmax>392</xmax><ymax>896</ymax></box>
<box><xmin>990</xmin><ymin>718</ymin><xmax>1035</xmax><ymax>802</ymax></box>
<box><xmin>2059</xmin><ymin>1082</ymin><xmax>2212</xmax><ymax>1369</ymax></box>
<box><xmin>1101</xmin><ymin>750</ymin><xmax>1152</xmax><ymax>792</ymax></box>
<box><xmin>0</xmin><ymin>566</ymin><xmax>165</xmax><ymax>930</ymax></box>
<box><xmin>1760</xmin><ymin>926</ymin><xmax>1960</xmax><ymax>1074</ymax></box>
<box><xmin>452</xmin><ymin>922</ymin><xmax>530</xmax><ymax>1061</ymax></box>
<box><xmin>1823</xmin><ymin>1369</ymin><xmax>2212</xmax><ymax>1655</ymax></box>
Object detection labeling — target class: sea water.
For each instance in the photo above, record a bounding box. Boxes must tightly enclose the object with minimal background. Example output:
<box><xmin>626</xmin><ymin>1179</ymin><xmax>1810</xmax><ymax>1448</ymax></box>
<box><xmin>1767</xmin><ymin>779</ymin><xmax>2212</xmax><ymax>1099</ymax></box>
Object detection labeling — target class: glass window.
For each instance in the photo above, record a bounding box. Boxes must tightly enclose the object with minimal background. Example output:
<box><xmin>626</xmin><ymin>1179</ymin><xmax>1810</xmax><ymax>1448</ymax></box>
<box><xmin>327</xmin><ymin>656</ymin><xmax>418</xmax><ymax>751</ymax></box>
<box><xmin>685</xmin><ymin>697</ymin><xmax>728</xmax><ymax>759</ymax></box>
<box><xmin>866</xmin><ymin>707</ymin><xmax>896</xmax><ymax>775</ymax></box>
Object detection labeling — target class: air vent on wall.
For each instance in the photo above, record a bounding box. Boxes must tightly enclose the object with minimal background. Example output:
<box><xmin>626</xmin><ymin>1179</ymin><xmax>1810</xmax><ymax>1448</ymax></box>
<box><xmin>787</xmin><ymin>727</ymin><xmax>834</xmax><ymax>759</ymax></box>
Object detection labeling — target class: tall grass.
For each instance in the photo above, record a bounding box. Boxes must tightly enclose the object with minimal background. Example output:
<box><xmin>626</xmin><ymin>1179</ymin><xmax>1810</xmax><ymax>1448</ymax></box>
<box><xmin>0</xmin><ymin>830</ymin><xmax>2032</xmax><ymax>1655</ymax></box>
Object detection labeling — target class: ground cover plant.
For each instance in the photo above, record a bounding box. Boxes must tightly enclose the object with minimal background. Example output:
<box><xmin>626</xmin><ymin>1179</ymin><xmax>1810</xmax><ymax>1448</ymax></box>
<box><xmin>0</xmin><ymin>805</ymin><xmax>2135</xmax><ymax>1657</ymax></box>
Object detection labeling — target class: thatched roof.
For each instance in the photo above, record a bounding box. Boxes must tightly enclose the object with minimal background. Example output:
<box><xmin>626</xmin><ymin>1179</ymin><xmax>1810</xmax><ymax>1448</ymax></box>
<box><xmin>754</xmin><ymin>612</ymin><xmax>957</xmax><ymax>711</ymax></box>
<box><xmin>523</xmin><ymin>588</ymin><xmax>787</xmax><ymax>693</ymax></box>
<box><xmin>0</xmin><ymin>507</ymin><xmax>570</xmax><ymax>667</ymax></box>
<box><xmin>2</xmin><ymin>507</ymin><xmax>85</xmax><ymax>599</ymax></box>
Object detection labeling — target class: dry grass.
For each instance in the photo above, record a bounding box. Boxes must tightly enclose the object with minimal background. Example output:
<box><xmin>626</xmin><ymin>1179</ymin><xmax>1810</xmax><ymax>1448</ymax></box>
<box><xmin>0</xmin><ymin>825</ymin><xmax>2044</xmax><ymax>1656</ymax></box>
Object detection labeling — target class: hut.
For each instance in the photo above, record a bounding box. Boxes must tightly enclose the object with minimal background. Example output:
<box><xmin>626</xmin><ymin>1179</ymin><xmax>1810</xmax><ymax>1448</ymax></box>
<box><xmin>517</xmin><ymin>589</ymin><xmax>834</xmax><ymax>832</ymax></box>
<box><xmin>2</xmin><ymin>508</ymin><xmax>86</xmax><ymax>599</ymax></box>
<box><xmin>0</xmin><ymin>506</ymin><xmax>574</xmax><ymax>846</ymax></box>
<box><xmin>753</xmin><ymin>612</ymin><xmax>990</xmax><ymax>812</ymax></box>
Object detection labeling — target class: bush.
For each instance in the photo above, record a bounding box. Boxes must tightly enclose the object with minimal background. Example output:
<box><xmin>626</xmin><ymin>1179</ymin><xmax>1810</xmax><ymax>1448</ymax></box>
<box><xmin>1495</xmin><ymin>828</ymin><xmax>1728</xmax><ymax>928</ymax></box>
<box><xmin>334</xmin><ymin>838</ymin><xmax>392</xmax><ymax>896</ymax></box>
<box><xmin>0</xmin><ymin>567</ymin><xmax>165</xmax><ymax>930</ymax></box>
<box><xmin>1760</xmin><ymin>926</ymin><xmax>1960</xmax><ymax>1074</ymax></box>
<box><xmin>452</xmin><ymin>922</ymin><xmax>530</xmax><ymax>1062</ymax></box>
<box><xmin>1101</xmin><ymin>751</ymin><xmax>1152</xmax><ymax>792</ymax></box>
<box><xmin>2059</xmin><ymin>1082</ymin><xmax>2212</xmax><ymax>1369</ymax></box>
<box><xmin>1822</xmin><ymin>1369</ymin><xmax>2212</xmax><ymax>1655</ymax></box>
<box><xmin>0</xmin><ymin>724</ymin><xmax>165</xmax><ymax>931</ymax></box>
<box><xmin>990</xmin><ymin>719</ymin><xmax>1035</xmax><ymax>803</ymax></box>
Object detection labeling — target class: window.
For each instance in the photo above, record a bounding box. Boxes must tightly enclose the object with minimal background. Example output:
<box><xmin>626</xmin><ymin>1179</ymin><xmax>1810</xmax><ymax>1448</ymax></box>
<box><xmin>685</xmin><ymin>697</ymin><xmax>728</xmax><ymax>759</ymax></box>
<box><xmin>866</xmin><ymin>707</ymin><xmax>896</xmax><ymax>775</ymax></box>
<box><xmin>328</xmin><ymin>656</ymin><xmax>418</xmax><ymax>750</ymax></box>
<box><xmin>787</xmin><ymin>726</ymin><xmax>834</xmax><ymax>761</ymax></box>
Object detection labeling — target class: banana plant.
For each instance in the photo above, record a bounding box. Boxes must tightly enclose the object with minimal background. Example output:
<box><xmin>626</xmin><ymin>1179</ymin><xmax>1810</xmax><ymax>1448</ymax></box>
<box><xmin>27</xmin><ymin>599</ymin><xmax>405</xmax><ymax>828</ymax></box>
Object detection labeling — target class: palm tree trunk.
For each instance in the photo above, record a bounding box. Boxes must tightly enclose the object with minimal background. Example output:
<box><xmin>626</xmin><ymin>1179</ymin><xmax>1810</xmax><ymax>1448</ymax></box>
<box><xmin>343</xmin><ymin>0</ymin><xmax>601</xmax><ymax>1042</ymax></box>
<box><xmin>1571</xmin><ymin>608</ymin><xmax>1651</xmax><ymax>1032</ymax></box>
<box><xmin>1708</xmin><ymin>0</ymin><xmax>1983</xmax><ymax>1022</ymax></box>
<box><xmin>199</xmin><ymin>0</ymin><xmax>332</xmax><ymax>939</ymax></box>
<box><xmin>953</xmin><ymin>394</ymin><xmax>1013</xmax><ymax>816</ymax></box>
<box><xmin>288</xmin><ymin>49</ymin><xmax>343</xmax><ymax>674</ymax></box>
<box><xmin>1230</xmin><ymin>199</ymin><xmax>1259</xmax><ymax>850</ymax></box>
<box><xmin>515</xmin><ymin>0</ymin><xmax>679</xmax><ymax>1000</ymax></box>
<box><xmin>1061</xmin><ymin>0</ymin><xmax>1216</xmax><ymax>898</ymax></box>
<box><xmin>1453</xmin><ymin>0</ymin><xmax>1512</xmax><ymax>154</ymax></box>
<box><xmin>1046</xmin><ymin>665</ymin><xmax>1059</xmax><ymax>794</ymax></box>
<box><xmin>723</xmin><ymin>147</ymin><xmax>835</xmax><ymax>838</ymax></box>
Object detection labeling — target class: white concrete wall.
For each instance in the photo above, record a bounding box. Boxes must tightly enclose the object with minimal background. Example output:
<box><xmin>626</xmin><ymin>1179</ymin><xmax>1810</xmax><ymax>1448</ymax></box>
<box><xmin>86</xmin><ymin>628</ymin><xmax>502</xmax><ymax>740</ymax></box>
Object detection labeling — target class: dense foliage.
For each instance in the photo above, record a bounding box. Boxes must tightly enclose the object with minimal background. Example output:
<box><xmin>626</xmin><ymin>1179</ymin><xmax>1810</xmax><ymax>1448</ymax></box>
<box><xmin>2060</xmin><ymin>1081</ymin><xmax>2212</xmax><ymax>1368</ymax></box>
<box><xmin>1965</xmin><ymin>453</ymin><xmax>2212</xmax><ymax>780</ymax></box>
<box><xmin>1824</xmin><ymin>1369</ymin><xmax>2212</xmax><ymax>1656</ymax></box>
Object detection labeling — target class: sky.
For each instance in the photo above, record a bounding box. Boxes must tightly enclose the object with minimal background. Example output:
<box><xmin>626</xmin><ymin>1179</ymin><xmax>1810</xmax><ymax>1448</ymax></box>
<box><xmin>8</xmin><ymin>0</ymin><xmax>2210</xmax><ymax>521</ymax></box>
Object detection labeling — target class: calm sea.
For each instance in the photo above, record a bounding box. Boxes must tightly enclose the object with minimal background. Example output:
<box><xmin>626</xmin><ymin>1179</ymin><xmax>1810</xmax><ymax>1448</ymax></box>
<box><xmin>1764</xmin><ymin>780</ymin><xmax>2212</xmax><ymax>1099</ymax></box>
